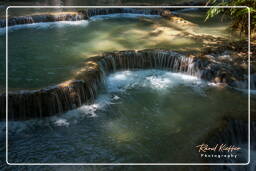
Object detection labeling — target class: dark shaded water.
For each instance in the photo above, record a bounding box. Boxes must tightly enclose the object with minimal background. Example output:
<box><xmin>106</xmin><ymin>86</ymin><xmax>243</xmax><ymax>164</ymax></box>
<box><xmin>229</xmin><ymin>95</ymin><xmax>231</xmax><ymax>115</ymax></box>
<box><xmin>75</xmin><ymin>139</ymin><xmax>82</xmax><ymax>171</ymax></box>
<box><xmin>1</xmin><ymin>70</ymin><xmax>248</xmax><ymax>164</ymax></box>
<box><xmin>0</xmin><ymin>10</ymin><xmax>232</xmax><ymax>91</ymax></box>
<box><xmin>0</xmin><ymin>5</ymin><xmax>252</xmax><ymax>170</ymax></box>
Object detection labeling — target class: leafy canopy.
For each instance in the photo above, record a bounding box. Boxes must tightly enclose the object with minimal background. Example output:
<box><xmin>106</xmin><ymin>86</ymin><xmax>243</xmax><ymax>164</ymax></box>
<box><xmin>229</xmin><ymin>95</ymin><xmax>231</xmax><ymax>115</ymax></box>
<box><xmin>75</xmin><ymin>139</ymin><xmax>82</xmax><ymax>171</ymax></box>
<box><xmin>205</xmin><ymin>0</ymin><xmax>256</xmax><ymax>35</ymax></box>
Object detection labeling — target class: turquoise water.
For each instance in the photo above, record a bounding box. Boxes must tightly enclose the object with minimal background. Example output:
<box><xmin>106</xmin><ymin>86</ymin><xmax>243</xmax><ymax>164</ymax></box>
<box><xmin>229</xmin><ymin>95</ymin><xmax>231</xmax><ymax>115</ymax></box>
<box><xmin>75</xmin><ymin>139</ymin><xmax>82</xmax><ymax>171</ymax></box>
<box><xmin>3</xmin><ymin>70</ymin><xmax>248</xmax><ymax>164</ymax></box>
<box><xmin>0</xmin><ymin>9</ymin><xmax>249</xmax><ymax>166</ymax></box>
<box><xmin>0</xmin><ymin>11</ymin><xmax>232</xmax><ymax>90</ymax></box>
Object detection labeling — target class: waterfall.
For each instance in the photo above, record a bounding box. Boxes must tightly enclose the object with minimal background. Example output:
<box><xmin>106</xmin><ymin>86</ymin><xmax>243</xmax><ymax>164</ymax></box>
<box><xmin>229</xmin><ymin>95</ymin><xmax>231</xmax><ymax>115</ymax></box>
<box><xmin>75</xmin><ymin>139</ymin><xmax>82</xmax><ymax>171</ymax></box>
<box><xmin>0</xmin><ymin>8</ymin><xmax>166</xmax><ymax>28</ymax></box>
<box><xmin>0</xmin><ymin>50</ymin><xmax>250</xmax><ymax>120</ymax></box>
<box><xmin>1</xmin><ymin>13</ymin><xmax>86</xmax><ymax>27</ymax></box>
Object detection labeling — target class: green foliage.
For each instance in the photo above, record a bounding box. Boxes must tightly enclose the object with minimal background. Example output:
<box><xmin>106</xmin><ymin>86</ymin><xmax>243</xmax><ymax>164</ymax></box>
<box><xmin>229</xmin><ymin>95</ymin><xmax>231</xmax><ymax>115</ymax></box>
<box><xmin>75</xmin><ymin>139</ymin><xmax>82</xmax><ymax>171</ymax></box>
<box><xmin>205</xmin><ymin>0</ymin><xmax>256</xmax><ymax>35</ymax></box>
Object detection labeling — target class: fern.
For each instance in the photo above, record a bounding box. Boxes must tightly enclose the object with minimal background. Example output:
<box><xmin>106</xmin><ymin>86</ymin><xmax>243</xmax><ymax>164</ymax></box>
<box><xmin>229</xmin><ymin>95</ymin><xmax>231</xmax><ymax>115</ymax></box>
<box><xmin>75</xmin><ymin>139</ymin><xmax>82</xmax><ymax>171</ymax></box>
<box><xmin>205</xmin><ymin>0</ymin><xmax>256</xmax><ymax>36</ymax></box>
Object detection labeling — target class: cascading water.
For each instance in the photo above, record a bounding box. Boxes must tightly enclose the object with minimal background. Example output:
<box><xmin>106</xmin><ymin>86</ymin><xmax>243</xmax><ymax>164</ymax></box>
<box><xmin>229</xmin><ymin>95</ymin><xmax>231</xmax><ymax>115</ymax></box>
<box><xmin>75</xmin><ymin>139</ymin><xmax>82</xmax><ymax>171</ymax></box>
<box><xmin>1</xmin><ymin>68</ymin><xmax>249</xmax><ymax>164</ymax></box>
<box><xmin>1</xmin><ymin>8</ymin><xmax>165</xmax><ymax>28</ymax></box>
<box><xmin>0</xmin><ymin>50</ymin><xmax>247</xmax><ymax>120</ymax></box>
<box><xmin>0</xmin><ymin>12</ymin><xmax>85</xmax><ymax>27</ymax></box>
<box><xmin>0</xmin><ymin>8</ymin><xmax>254</xmax><ymax>168</ymax></box>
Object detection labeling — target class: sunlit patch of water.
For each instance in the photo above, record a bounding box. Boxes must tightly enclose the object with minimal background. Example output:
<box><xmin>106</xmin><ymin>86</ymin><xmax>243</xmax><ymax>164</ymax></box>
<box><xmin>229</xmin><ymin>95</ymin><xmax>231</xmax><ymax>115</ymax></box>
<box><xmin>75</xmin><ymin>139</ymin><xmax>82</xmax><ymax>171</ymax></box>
<box><xmin>0</xmin><ymin>69</ymin><xmax>248</xmax><ymax>163</ymax></box>
<box><xmin>0</xmin><ymin>20</ymin><xmax>90</xmax><ymax>35</ymax></box>
<box><xmin>106</xmin><ymin>70</ymin><xmax>204</xmax><ymax>92</ymax></box>
<box><xmin>0</xmin><ymin>11</ymin><xmax>232</xmax><ymax>89</ymax></box>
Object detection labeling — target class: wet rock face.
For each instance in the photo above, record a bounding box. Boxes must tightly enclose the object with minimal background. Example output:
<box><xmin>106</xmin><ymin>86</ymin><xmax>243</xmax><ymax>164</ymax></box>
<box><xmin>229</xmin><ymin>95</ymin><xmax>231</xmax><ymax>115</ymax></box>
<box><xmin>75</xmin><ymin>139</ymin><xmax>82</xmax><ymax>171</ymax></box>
<box><xmin>0</xmin><ymin>50</ymin><xmax>249</xmax><ymax>120</ymax></box>
<box><xmin>160</xmin><ymin>10</ymin><xmax>173</xmax><ymax>18</ymax></box>
<box><xmin>1</xmin><ymin>8</ymin><xmax>200</xmax><ymax>28</ymax></box>
<box><xmin>160</xmin><ymin>9</ymin><xmax>196</xmax><ymax>26</ymax></box>
<box><xmin>0</xmin><ymin>8</ymin><xmax>165</xmax><ymax>27</ymax></box>
<box><xmin>0</xmin><ymin>13</ymin><xmax>86</xmax><ymax>27</ymax></box>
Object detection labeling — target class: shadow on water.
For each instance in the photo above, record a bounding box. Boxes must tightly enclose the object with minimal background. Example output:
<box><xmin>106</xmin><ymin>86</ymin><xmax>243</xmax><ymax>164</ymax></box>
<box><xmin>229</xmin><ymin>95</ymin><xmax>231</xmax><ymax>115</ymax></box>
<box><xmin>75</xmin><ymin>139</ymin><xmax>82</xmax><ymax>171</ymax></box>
<box><xmin>0</xmin><ymin>7</ymin><xmax>252</xmax><ymax>170</ymax></box>
<box><xmin>0</xmin><ymin>11</ymin><xmax>232</xmax><ymax>90</ymax></box>
<box><xmin>0</xmin><ymin>70</ymin><xmax>248</xmax><ymax>165</ymax></box>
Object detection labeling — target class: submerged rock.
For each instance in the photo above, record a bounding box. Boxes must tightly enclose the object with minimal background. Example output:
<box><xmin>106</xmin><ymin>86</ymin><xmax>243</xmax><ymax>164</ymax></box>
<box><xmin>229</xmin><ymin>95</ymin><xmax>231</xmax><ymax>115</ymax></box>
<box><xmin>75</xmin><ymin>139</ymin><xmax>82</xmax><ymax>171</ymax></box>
<box><xmin>160</xmin><ymin>9</ymin><xmax>197</xmax><ymax>26</ymax></box>
<box><xmin>0</xmin><ymin>49</ymin><xmax>251</xmax><ymax>120</ymax></box>
<box><xmin>160</xmin><ymin>10</ymin><xmax>173</xmax><ymax>18</ymax></box>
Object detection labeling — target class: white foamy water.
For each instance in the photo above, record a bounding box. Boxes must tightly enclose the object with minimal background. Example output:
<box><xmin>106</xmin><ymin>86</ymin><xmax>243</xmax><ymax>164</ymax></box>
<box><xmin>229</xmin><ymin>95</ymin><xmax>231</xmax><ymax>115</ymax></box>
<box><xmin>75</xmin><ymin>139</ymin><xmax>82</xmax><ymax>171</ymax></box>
<box><xmin>54</xmin><ymin>118</ymin><xmax>70</xmax><ymax>127</ymax></box>
<box><xmin>0</xmin><ymin>94</ymin><xmax>115</xmax><ymax>137</ymax></box>
<box><xmin>0</xmin><ymin>20</ymin><xmax>89</xmax><ymax>35</ymax></box>
<box><xmin>106</xmin><ymin>70</ymin><xmax>204</xmax><ymax>92</ymax></box>
<box><xmin>77</xmin><ymin>95</ymin><xmax>113</xmax><ymax>117</ymax></box>
<box><xmin>49</xmin><ymin>95</ymin><xmax>114</xmax><ymax>127</ymax></box>
<box><xmin>0</xmin><ymin>13</ymin><xmax>160</xmax><ymax>35</ymax></box>
<box><xmin>1</xmin><ymin>70</ymin><xmax>211</xmax><ymax>133</ymax></box>
<box><xmin>1</xmin><ymin>70</ymin><xmax>250</xmax><ymax>165</ymax></box>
